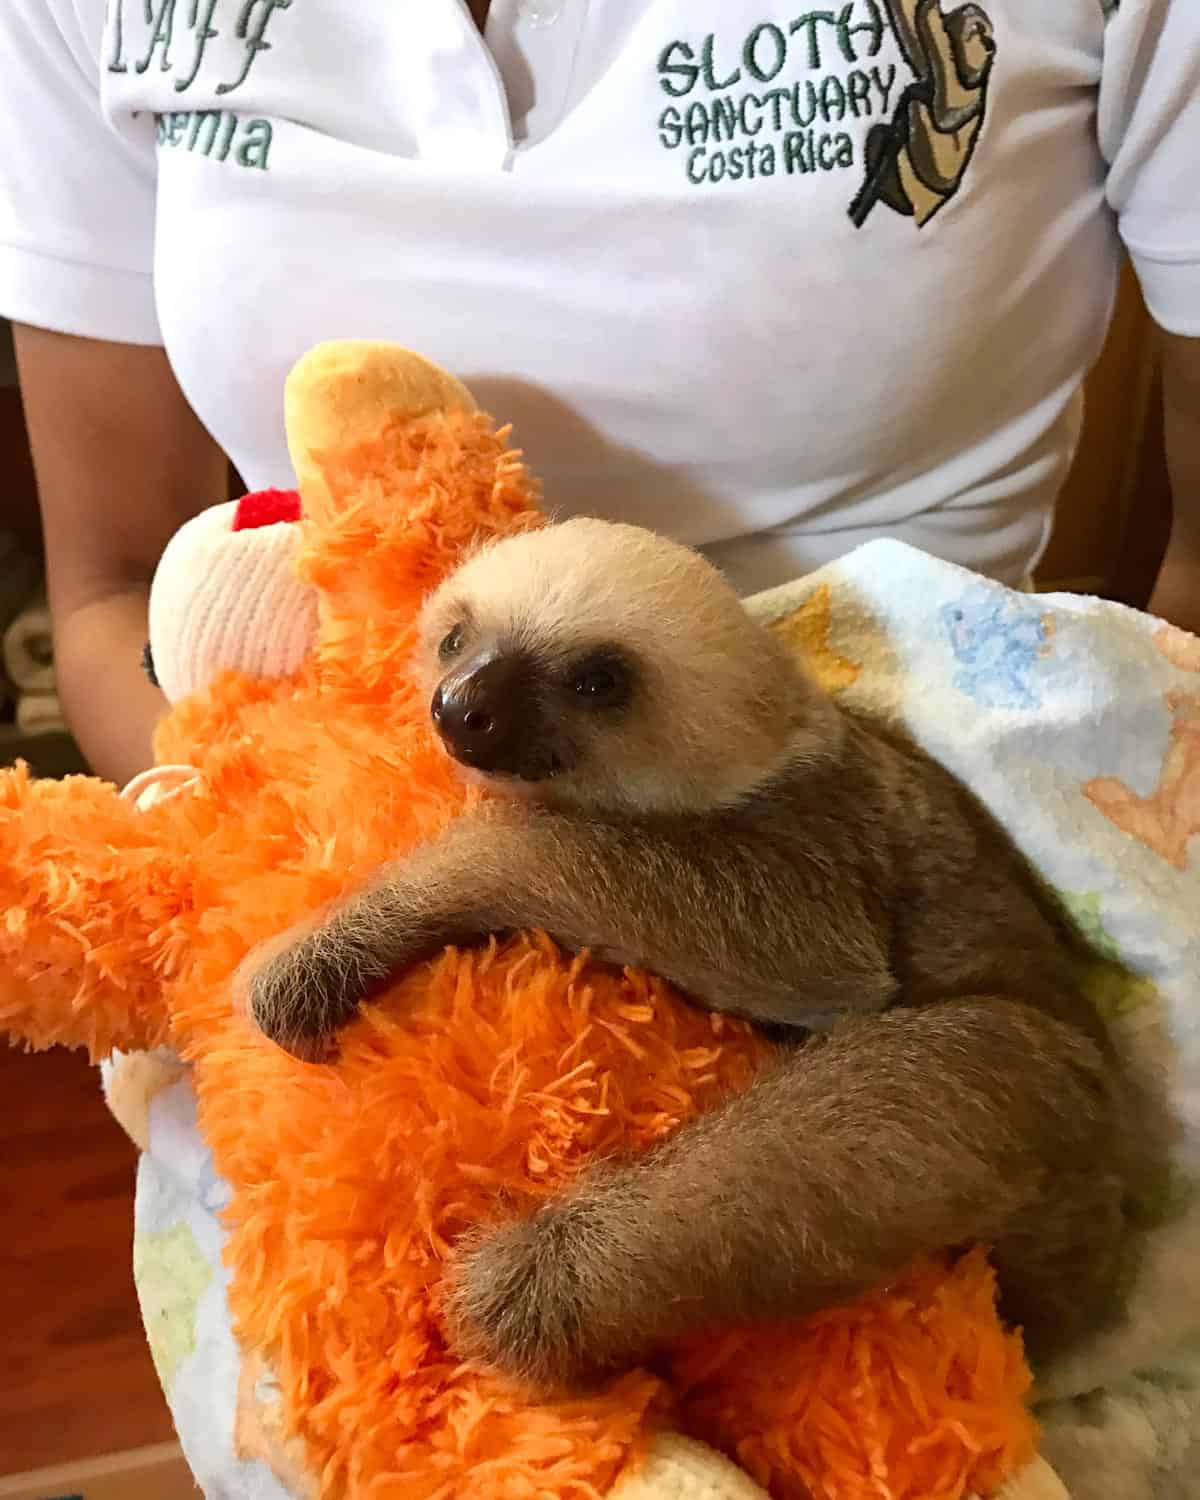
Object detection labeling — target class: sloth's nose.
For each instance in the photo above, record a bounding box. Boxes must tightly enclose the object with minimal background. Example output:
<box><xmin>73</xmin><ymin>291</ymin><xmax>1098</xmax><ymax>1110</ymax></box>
<box><xmin>431</xmin><ymin>654</ymin><xmax>527</xmax><ymax>772</ymax></box>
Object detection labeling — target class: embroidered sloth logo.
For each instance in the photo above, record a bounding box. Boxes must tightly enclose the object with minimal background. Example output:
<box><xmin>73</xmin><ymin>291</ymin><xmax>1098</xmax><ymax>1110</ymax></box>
<box><xmin>849</xmin><ymin>0</ymin><xmax>997</xmax><ymax>227</ymax></box>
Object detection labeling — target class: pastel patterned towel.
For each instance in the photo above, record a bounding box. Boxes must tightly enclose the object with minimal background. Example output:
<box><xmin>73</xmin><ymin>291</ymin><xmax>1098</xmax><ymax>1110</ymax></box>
<box><xmin>103</xmin><ymin>539</ymin><xmax>1199</xmax><ymax>1500</ymax></box>
<box><xmin>746</xmin><ymin>540</ymin><xmax>1200</xmax><ymax>1500</ymax></box>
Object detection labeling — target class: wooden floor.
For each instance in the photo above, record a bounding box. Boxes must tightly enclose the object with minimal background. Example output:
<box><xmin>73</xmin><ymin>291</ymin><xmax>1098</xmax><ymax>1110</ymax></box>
<box><xmin>0</xmin><ymin>1042</ymin><xmax>175</xmax><ymax>1475</ymax></box>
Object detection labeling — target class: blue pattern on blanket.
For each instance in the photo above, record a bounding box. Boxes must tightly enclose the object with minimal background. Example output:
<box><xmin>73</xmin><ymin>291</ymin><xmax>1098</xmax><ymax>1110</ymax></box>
<box><xmin>940</xmin><ymin>588</ymin><xmax>1058</xmax><ymax>710</ymax></box>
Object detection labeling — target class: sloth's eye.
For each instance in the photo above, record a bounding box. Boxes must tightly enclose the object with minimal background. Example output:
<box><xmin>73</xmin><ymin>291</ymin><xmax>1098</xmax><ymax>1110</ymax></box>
<box><xmin>439</xmin><ymin>623</ymin><xmax>466</xmax><ymax>661</ymax></box>
<box><xmin>571</xmin><ymin>654</ymin><xmax>631</xmax><ymax>710</ymax></box>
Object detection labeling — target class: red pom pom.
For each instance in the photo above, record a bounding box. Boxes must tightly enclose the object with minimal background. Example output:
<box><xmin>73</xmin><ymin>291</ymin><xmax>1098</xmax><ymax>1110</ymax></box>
<box><xmin>233</xmin><ymin>489</ymin><xmax>302</xmax><ymax>531</ymax></box>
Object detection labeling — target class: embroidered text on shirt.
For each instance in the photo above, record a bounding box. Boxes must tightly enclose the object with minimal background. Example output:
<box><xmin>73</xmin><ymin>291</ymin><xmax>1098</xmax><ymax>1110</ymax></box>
<box><xmin>155</xmin><ymin>110</ymin><xmax>274</xmax><ymax>170</ymax></box>
<box><xmin>655</xmin><ymin>0</ymin><xmax>995</xmax><ymax>225</ymax></box>
<box><xmin>107</xmin><ymin>0</ymin><xmax>292</xmax><ymax>96</ymax></box>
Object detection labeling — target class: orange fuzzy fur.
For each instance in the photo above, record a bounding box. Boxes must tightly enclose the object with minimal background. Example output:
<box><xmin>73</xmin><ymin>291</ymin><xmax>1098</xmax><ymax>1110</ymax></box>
<box><xmin>0</xmin><ymin>378</ymin><xmax>1036</xmax><ymax>1499</ymax></box>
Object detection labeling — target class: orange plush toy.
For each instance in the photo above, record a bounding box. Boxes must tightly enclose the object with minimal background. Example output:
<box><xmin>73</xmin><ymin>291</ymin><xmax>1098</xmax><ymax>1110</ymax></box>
<box><xmin>0</xmin><ymin>343</ymin><xmax>1056</xmax><ymax>1500</ymax></box>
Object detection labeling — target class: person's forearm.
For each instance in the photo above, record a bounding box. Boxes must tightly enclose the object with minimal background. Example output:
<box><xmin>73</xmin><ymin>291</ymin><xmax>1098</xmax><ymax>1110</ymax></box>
<box><xmin>1149</xmin><ymin>332</ymin><xmax>1200</xmax><ymax>636</ymax></box>
<box><xmin>12</xmin><ymin>326</ymin><xmax>229</xmax><ymax>781</ymax></box>
<box><xmin>55</xmin><ymin>588</ymin><xmax>167</xmax><ymax>784</ymax></box>
<box><xmin>1150</xmin><ymin>536</ymin><xmax>1200</xmax><ymax>635</ymax></box>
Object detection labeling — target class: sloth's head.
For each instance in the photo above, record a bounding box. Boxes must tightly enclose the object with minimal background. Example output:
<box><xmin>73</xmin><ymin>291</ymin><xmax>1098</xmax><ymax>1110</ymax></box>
<box><xmin>416</xmin><ymin>518</ymin><xmax>839</xmax><ymax>816</ymax></box>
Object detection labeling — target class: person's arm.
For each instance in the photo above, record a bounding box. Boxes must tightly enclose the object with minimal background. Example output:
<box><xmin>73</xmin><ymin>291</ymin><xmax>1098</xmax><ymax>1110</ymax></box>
<box><xmin>0</xmin><ymin>4</ymin><xmax>216</xmax><ymax>780</ymax></box>
<box><xmin>1148</xmin><ymin>331</ymin><xmax>1200</xmax><ymax>636</ymax></box>
<box><xmin>14</xmin><ymin>326</ymin><xmax>228</xmax><ymax>782</ymax></box>
<box><xmin>1091</xmin><ymin>0</ymin><xmax>1199</xmax><ymax>633</ymax></box>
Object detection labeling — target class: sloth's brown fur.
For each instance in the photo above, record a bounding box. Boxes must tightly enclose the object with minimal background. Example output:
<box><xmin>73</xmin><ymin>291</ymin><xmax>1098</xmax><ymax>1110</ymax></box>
<box><xmin>246</xmin><ymin>518</ymin><xmax>1162</xmax><ymax>1393</ymax></box>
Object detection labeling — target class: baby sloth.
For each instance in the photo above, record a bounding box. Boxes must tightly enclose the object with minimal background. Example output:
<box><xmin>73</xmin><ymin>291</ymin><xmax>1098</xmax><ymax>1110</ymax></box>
<box><xmin>245</xmin><ymin>518</ymin><xmax>1157</xmax><ymax>1393</ymax></box>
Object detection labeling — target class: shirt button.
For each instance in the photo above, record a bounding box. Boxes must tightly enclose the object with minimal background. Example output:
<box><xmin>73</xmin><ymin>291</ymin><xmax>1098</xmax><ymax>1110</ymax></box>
<box><xmin>518</xmin><ymin>0</ymin><xmax>565</xmax><ymax>29</ymax></box>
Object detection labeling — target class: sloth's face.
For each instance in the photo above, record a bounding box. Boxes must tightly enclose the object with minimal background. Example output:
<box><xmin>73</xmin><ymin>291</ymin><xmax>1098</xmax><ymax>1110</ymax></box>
<box><xmin>416</xmin><ymin>519</ymin><xmax>819</xmax><ymax>817</ymax></box>
<box><xmin>427</xmin><ymin>618</ymin><xmax>636</xmax><ymax>788</ymax></box>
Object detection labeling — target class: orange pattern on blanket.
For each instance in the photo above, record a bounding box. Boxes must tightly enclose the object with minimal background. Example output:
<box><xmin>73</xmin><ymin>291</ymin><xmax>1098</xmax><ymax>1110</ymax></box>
<box><xmin>768</xmin><ymin>586</ymin><xmax>862</xmax><ymax>694</ymax></box>
<box><xmin>1086</xmin><ymin>685</ymin><xmax>1200</xmax><ymax>873</ymax></box>
<box><xmin>1154</xmin><ymin>623</ymin><xmax>1200</xmax><ymax>674</ymax></box>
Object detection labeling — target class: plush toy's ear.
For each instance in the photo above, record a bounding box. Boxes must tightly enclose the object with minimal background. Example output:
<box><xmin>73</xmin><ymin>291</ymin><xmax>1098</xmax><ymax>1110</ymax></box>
<box><xmin>283</xmin><ymin>341</ymin><xmax>477</xmax><ymax>522</ymax></box>
<box><xmin>283</xmin><ymin>341</ymin><xmax>542</xmax><ymax>682</ymax></box>
<box><xmin>148</xmin><ymin>494</ymin><xmax>317</xmax><ymax>705</ymax></box>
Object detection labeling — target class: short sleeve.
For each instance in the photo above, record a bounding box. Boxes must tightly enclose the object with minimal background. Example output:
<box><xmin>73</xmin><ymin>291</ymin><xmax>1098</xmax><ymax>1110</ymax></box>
<box><xmin>1098</xmin><ymin>0</ymin><xmax>1200</xmax><ymax>336</ymax></box>
<box><xmin>0</xmin><ymin>0</ymin><xmax>161</xmax><ymax>344</ymax></box>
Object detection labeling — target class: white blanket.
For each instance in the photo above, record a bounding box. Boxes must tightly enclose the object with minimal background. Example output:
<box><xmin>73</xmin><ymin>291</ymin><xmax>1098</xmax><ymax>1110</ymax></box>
<box><xmin>748</xmin><ymin>541</ymin><xmax>1200</xmax><ymax>1500</ymax></box>
<box><xmin>104</xmin><ymin>541</ymin><xmax>1200</xmax><ymax>1500</ymax></box>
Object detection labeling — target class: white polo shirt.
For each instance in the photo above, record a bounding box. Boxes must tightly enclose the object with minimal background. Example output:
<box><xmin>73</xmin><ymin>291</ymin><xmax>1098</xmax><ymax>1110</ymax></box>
<box><xmin>0</xmin><ymin>0</ymin><xmax>1197</xmax><ymax>593</ymax></box>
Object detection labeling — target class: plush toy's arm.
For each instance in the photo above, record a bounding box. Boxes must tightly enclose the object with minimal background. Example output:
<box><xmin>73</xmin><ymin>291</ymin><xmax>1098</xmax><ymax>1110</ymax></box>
<box><xmin>0</xmin><ymin>765</ymin><xmax>184</xmax><ymax>1058</ymax></box>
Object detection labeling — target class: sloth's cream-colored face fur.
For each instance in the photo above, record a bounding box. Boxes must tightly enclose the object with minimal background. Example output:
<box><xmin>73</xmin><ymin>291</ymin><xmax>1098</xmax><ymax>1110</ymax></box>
<box><xmin>416</xmin><ymin>518</ymin><xmax>830</xmax><ymax>816</ymax></box>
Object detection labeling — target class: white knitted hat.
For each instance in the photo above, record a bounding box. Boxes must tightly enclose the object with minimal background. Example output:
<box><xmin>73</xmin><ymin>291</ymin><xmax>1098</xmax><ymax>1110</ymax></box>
<box><xmin>147</xmin><ymin>489</ymin><xmax>319</xmax><ymax>705</ymax></box>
